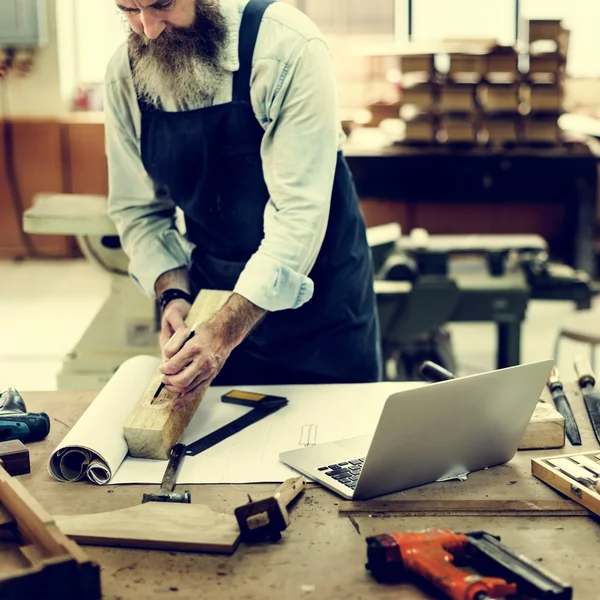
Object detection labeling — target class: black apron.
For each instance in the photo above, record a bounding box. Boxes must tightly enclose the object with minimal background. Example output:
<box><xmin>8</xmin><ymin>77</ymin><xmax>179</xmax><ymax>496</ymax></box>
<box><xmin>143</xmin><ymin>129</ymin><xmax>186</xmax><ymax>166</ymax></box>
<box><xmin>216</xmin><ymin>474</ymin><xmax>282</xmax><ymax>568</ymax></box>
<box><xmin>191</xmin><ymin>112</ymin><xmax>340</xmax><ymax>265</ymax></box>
<box><xmin>137</xmin><ymin>0</ymin><xmax>381</xmax><ymax>385</ymax></box>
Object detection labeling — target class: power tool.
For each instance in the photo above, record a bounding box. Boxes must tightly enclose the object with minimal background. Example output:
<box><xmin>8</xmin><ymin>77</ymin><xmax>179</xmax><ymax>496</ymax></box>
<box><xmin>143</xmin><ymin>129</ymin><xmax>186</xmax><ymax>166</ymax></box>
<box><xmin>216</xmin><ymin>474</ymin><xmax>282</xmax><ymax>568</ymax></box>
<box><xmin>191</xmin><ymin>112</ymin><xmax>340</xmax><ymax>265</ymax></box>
<box><xmin>366</xmin><ymin>529</ymin><xmax>572</xmax><ymax>600</ymax></box>
<box><xmin>0</xmin><ymin>388</ymin><xmax>51</xmax><ymax>444</ymax></box>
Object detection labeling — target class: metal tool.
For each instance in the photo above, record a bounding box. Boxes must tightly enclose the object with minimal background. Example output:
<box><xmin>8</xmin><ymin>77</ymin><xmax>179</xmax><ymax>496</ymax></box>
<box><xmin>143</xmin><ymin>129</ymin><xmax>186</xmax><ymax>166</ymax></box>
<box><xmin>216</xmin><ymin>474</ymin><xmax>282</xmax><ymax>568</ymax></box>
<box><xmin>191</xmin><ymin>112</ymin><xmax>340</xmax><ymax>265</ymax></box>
<box><xmin>234</xmin><ymin>476</ymin><xmax>305</xmax><ymax>543</ymax></box>
<box><xmin>574</xmin><ymin>355</ymin><xmax>600</xmax><ymax>445</ymax></box>
<box><xmin>153</xmin><ymin>330</ymin><xmax>196</xmax><ymax>401</ymax></box>
<box><xmin>0</xmin><ymin>388</ymin><xmax>50</xmax><ymax>444</ymax></box>
<box><xmin>185</xmin><ymin>391</ymin><xmax>288</xmax><ymax>457</ymax></box>
<box><xmin>548</xmin><ymin>457</ymin><xmax>600</xmax><ymax>494</ymax></box>
<box><xmin>141</xmin><ymin>443</ymin><xmax>191</xmax><ymax>504</ymax></box>
<box><xmin>547</xmin><ymin>366</ymin><xmax>582</xmax><ymax>446</ymax></box>
<box><xmin>418</xmin><ymin>360</ymin><xmax>457</xmax><ymax>383</ymax></box>
<box><xmin>366</xmin><ymin>529</ymin><xmax>572</xmax><ymax>600</ymax></box>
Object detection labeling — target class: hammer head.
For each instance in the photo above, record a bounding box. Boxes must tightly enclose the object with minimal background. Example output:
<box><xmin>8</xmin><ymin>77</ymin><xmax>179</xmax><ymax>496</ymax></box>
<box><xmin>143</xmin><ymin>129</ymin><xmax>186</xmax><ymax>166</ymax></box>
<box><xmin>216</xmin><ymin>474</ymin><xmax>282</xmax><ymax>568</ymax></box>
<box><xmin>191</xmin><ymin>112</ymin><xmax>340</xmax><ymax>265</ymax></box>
<box><xmin>235</xmin><ymin>496</ymin><xmax>290</xmax><ymax>543</ymax></box>
<box><xmin>142</xmin><ymin>490</ymin><xmax>191</xmax><ymax>504</ymax></box>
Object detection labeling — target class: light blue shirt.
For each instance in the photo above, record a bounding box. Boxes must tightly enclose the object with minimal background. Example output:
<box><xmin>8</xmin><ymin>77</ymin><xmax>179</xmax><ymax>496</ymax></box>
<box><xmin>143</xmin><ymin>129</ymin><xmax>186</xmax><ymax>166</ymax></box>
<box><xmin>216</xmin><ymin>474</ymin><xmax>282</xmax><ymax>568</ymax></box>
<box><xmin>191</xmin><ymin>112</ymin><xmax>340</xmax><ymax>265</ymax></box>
<box><xmin>104</xmin><ymin>0</ymin><xmax>346</xmax><ymax>312</ymax></box>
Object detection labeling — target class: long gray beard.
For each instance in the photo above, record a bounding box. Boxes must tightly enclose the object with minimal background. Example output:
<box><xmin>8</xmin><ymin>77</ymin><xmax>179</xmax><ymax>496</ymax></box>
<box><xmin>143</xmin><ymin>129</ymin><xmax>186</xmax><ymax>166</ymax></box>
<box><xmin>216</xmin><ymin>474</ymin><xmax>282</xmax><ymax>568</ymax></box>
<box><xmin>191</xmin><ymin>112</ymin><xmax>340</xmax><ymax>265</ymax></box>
<box><xmin>132</xmin><ymin>52</ymin><xmax>225</xmax><ymax>110</ymax></box>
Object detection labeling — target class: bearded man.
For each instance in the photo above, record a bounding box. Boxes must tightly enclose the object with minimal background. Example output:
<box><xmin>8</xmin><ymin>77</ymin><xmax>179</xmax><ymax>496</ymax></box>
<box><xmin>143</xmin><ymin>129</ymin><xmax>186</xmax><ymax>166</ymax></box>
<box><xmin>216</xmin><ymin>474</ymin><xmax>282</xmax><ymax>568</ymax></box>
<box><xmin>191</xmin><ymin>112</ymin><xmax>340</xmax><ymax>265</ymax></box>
<box><xmin>105</xmin><ymin>0</ymin><xmax>381</xmax><ymax>411</ymax></box>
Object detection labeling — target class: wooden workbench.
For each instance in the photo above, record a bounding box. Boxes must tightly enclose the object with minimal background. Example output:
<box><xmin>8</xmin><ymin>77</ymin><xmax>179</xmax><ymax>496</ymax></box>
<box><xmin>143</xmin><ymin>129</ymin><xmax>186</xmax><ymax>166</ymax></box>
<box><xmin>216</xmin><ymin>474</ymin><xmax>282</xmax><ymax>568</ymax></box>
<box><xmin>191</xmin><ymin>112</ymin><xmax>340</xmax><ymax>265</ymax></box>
<box><xmin>7</xmin><ymin>384</ymin><xmax>600</xmax><ymax>600</ymax></box>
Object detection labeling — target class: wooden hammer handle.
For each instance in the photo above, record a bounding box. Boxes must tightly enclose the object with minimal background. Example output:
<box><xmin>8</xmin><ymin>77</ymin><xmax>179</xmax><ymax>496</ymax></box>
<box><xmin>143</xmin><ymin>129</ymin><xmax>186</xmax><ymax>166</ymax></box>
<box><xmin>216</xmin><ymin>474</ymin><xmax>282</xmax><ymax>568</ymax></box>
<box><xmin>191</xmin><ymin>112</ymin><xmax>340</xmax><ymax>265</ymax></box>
<box><xmin>275</xmin><ymin>476</ymin><xmax>305</xmax><ymax>507</ymax></box>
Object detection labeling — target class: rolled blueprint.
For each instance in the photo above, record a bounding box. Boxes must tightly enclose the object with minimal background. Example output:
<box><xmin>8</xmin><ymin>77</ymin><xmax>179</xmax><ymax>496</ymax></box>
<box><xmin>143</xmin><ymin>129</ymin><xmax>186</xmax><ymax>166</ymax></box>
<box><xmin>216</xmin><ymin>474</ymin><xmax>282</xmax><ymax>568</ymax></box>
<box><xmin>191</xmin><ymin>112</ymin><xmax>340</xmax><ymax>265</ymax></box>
<box><xmin>48</xmin><ymin>355</ymin><xmax>161</xmax><ymax>485</ymax></box>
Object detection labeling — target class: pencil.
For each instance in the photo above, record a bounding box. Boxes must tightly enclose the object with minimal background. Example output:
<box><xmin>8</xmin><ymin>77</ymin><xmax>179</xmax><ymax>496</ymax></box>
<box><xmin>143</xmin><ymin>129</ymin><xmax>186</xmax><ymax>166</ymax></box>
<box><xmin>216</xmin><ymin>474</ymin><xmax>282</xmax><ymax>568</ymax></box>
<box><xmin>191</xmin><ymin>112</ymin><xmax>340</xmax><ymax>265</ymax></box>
<box><xmin>153</xmin><ymin>330</ymin><xmax>196</xmax><ymax>400</ymax></box>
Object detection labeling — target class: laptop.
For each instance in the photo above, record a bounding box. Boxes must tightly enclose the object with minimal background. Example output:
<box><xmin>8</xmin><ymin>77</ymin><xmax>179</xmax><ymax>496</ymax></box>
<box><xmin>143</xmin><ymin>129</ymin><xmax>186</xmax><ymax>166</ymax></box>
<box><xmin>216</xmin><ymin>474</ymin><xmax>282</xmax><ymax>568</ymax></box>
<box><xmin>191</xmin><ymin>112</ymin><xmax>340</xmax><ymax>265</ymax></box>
<box><xmin>279</xmin><ymin>359</ymin><xmax>554</xmax><ymax>500</ymax></box>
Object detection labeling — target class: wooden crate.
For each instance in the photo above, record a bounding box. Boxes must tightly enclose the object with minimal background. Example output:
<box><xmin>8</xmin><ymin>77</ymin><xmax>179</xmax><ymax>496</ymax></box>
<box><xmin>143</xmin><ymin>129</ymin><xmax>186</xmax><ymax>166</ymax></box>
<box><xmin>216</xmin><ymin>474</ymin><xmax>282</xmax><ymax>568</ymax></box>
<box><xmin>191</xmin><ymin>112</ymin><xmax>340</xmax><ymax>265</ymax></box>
<box><xmin>439</xmin><ymin>82</ymin><xmax>478</xmax><ymax>112</ymax></box>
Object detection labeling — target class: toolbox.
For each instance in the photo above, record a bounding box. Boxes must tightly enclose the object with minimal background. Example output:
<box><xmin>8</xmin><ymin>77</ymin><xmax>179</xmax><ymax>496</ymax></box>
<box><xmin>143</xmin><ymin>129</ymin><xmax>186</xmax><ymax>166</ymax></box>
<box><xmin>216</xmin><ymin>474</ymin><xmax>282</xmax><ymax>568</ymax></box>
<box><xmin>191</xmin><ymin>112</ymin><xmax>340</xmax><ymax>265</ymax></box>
<box><xmin>532</xmin><ymin>451</ymin><xmax>600</xmax><ymax>517</ymax></box>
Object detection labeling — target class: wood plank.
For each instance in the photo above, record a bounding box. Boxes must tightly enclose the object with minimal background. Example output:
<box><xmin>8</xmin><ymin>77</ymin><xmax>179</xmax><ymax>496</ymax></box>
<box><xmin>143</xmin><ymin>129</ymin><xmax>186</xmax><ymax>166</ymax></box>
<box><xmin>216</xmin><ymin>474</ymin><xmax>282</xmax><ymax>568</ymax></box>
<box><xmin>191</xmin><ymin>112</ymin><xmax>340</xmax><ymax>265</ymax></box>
<box><xmin>0</xmin><ymin>465</ymin><xmax>101</xmax><ymax>598</ymax></box>
<box><xmin>55</xmin><ymin>502</ymin><xmax>241</xmax><ymax>554</ymax></box>
<box><xmin>519</xmin><ymin>401</ymin><xmax>565</xmax><ymax>450</ymax></box>
<box><xmin>338</xmin><ymin>499</ymin><xmax>589</xmax><ymax>517</ymax></box>
<box><xmin>123</xmin><ymin>289</ymin><xmax>232</xmax><ymax>459</ymax></box>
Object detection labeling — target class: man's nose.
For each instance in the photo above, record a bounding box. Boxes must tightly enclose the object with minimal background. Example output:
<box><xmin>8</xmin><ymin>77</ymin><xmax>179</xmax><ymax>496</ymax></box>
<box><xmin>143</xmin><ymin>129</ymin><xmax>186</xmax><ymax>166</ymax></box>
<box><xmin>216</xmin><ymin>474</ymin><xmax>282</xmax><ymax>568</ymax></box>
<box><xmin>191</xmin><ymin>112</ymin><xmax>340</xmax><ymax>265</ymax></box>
<box><xmin>140</xmin><ymin>12</ymin><xmax>166</xmax><ymax>40</ymax></box>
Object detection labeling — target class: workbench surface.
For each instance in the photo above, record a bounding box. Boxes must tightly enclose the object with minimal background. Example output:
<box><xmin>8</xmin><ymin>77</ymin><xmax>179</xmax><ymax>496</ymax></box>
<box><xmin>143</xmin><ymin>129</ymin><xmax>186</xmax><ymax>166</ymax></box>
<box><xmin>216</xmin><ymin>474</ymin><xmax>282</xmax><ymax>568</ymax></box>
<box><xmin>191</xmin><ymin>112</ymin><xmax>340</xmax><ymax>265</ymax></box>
<box><xmin>7</xmin><ymin>384</ymin><xmax>600</xmax><ymax>600</ymax></box>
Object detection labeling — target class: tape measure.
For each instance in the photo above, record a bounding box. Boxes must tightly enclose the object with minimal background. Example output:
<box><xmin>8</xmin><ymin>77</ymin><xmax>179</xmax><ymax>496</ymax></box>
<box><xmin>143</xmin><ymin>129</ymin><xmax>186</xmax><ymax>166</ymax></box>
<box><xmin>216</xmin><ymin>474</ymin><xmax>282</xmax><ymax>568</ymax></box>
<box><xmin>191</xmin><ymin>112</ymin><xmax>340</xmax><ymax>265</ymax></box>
<box><xmin>184</xmin><ymin>390</ymin><xmax>288</xmax><ymax>457</ymax></box>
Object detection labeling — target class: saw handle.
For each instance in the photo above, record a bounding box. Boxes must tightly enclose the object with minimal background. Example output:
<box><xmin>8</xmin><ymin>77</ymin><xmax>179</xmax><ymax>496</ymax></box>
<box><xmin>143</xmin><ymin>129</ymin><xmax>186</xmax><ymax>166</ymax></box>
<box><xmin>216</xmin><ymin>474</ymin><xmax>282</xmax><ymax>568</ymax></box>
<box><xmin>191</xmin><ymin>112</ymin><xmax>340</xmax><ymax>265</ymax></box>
<box><xmin>574</xmin><ymin>355</ymin><xmax>596</xmax><ymax>386</ymax></box>
<box><xmin>275</xmin><ymin>476</ymin><xmax>305</xmax><ymax>507</ymax></box>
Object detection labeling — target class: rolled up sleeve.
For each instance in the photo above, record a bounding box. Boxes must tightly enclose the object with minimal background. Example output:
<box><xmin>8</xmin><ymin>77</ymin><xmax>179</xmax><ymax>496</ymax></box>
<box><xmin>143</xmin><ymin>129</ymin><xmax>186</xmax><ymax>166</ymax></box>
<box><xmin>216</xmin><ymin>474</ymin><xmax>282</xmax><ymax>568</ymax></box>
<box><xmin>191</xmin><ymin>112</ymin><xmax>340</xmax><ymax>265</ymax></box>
<box><xmin>104</xmin><ymin>72</ymin><xmax>195</xmax><ymax>298</ymax></box>
<box><xmin>234</xmin><ymin>37</ymin><xmax>340</xmax><ymax>312</ymax></box>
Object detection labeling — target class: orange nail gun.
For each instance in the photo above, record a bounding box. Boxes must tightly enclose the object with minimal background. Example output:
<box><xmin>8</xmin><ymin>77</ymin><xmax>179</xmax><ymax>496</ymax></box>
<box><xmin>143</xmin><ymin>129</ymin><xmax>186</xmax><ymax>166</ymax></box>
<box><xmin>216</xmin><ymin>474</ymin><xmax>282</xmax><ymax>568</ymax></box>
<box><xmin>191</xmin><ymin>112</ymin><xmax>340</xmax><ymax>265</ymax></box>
<box><xmin>366</xmin><ymin>530</ymin><xmax>572</xmax><ymax>600</ymax></box>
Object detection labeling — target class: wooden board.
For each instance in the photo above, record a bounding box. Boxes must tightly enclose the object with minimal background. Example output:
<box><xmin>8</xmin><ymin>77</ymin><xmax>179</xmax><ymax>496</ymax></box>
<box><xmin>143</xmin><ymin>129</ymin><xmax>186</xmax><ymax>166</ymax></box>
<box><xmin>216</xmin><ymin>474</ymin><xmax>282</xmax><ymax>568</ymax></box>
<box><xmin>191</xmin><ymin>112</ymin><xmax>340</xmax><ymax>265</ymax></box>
<box><xmin>123</xmin><ymin>289</ymin><xmax>232</xmax><ymax>459</ymax></box>
<box><xmin>519</xmin><ymin>401</ymin><xmax>565</xmax><ymax>450</ymax></box>
<box><xmin>532</xmin><ymin>451</ymin><xmax>600</xmax><ymax>517</ymax></box>
<box><xmin>55</xmin><ymin>502</ymin><xmax>241</xmax><ymax>555</ymax></box>
<box><xmin>338</xmin><ymin>499</ymin><xmax>589</xmax><ymax>517</ymax></box>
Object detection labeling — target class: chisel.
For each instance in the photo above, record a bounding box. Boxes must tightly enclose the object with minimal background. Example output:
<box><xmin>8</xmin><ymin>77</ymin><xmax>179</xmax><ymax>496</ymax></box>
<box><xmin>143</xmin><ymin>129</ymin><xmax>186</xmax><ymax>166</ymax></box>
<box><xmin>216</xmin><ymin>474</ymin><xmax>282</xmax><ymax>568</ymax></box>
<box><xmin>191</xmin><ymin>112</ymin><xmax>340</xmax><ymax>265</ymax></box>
<box><xmin>574</xmin><ymin>355</ymin><xmax>600</xmax><ymax>446</ymax></box>
<box><xmin>547</xmin><ymin>366</ymin><xmax>582</xmax><ymax>446</ymax></box>
<box><xmin>547</xmin><ymin>457</ymin><xmax>600</xmax><ymax>493</ymax></box>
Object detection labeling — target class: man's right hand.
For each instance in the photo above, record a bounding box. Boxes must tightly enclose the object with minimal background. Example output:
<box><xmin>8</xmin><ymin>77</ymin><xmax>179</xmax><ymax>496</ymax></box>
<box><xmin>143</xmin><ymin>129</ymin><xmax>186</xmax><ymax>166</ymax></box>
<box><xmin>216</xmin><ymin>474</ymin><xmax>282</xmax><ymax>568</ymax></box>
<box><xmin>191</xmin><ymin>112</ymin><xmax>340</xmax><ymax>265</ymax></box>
<box><xmin>160</xmin><ymin>298</ymin><xmax>192</xmax><ymax>357</ymax></box>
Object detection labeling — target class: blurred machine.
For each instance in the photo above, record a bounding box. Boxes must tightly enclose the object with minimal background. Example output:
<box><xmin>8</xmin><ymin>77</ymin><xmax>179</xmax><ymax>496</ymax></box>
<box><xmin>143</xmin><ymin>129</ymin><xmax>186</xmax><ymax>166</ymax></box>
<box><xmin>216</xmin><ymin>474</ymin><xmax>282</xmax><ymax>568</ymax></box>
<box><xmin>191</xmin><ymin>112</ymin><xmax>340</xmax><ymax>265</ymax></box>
<box><xmin>23</xmin><ymin>194</ymin><xmax>160</xmax><ymax>390</ymax></box>
<box><xmin>369</xmin><ymin>224</ymin><xmax>595</xmax><ymax>380</ymax></box>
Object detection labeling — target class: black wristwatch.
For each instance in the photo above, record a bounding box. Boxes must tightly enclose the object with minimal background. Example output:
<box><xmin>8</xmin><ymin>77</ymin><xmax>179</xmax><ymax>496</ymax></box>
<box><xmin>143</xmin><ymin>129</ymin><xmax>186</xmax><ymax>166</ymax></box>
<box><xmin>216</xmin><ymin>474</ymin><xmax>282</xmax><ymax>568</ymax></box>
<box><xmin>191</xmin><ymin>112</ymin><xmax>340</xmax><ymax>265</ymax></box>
<box><xmin>159</xmin><ymin>288</ymin><xmax>194</xmax><ymax>312</ymax></box>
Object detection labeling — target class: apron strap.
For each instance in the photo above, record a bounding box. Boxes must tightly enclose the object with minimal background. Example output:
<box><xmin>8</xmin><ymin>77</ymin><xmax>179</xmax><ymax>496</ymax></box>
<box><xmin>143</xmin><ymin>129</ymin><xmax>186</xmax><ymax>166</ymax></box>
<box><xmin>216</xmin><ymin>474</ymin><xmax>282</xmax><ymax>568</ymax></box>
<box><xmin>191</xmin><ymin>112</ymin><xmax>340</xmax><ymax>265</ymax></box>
<box><xmin>233</xmin><ymin>0</ymin><xmax>276</xmax><ymax>103</ymax></box>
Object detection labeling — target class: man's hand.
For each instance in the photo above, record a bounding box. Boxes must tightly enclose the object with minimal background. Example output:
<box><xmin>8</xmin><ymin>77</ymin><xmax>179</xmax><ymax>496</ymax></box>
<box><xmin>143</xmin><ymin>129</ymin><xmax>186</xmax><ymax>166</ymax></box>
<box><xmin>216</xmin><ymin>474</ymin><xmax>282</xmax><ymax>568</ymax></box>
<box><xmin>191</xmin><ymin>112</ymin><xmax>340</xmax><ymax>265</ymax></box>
<box><xmin>154</xmin><ymin>268</ymin><xmax>193</xmax><ymax>356</ymax></box>
<box><xmin>159</xmin><ymin>298</ymin><xmax>192</xmax><ymax>356</ymax></box>
<box><xmin>158</xmin><ymin>293</ymin><xmax>266</xmax><ymax>412</ymax></box>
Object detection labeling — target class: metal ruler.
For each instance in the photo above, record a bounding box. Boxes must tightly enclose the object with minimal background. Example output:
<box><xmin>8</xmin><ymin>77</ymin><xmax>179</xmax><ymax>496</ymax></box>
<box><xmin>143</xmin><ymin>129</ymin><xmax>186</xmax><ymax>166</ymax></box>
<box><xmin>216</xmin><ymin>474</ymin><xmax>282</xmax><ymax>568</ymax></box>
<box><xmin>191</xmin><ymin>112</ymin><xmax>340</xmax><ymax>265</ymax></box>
<box><xmin>185</xmin><ymin>390</ymin><xmax>288</xmax><ymax>457</ymax></box>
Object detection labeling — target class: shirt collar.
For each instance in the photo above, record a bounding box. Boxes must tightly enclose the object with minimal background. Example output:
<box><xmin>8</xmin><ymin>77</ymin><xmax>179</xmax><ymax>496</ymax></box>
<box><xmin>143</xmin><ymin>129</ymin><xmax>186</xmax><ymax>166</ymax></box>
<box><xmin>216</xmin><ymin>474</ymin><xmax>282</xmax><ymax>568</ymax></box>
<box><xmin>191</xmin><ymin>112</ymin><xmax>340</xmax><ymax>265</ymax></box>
<box><xmin>217</xmin><ymin>0</ymin><xmax>251</xmax><ymax>72</ymax></box>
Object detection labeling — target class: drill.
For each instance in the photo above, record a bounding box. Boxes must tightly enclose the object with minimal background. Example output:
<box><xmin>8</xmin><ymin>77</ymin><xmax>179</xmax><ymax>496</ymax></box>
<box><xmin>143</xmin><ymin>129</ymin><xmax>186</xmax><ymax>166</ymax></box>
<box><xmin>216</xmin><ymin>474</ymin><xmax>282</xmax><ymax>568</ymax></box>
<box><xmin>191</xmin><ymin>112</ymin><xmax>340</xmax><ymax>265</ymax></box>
<box><xmin>0</xmin><ymin>388</ymin><xmax>50</xmax><ymax>444</ymax></box>
<box><xmin>366</xmin><ymin>530</ymin><xmax>572</xmax><ymax>600</ymax></box>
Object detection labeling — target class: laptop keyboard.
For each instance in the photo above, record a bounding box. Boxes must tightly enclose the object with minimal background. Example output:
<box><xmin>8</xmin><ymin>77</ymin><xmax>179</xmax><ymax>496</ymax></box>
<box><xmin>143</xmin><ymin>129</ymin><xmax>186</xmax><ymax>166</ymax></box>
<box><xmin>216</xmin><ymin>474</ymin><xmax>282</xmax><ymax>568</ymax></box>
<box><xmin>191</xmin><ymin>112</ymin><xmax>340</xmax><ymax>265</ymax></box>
<box><xmin>317</xmin><ymin>458</ymin><xmax>365</xmax><ymax>490</ymax></box>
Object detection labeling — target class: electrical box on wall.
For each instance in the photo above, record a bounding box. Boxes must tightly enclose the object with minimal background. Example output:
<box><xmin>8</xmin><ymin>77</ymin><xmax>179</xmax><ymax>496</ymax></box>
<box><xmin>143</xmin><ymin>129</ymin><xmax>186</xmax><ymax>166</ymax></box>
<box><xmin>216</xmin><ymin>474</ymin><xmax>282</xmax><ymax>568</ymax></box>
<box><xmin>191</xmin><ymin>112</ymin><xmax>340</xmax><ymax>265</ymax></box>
<box><xmin>0</xmin><ymin>0</ymin><xmax>48</xmax><ymax>48</ymax></box>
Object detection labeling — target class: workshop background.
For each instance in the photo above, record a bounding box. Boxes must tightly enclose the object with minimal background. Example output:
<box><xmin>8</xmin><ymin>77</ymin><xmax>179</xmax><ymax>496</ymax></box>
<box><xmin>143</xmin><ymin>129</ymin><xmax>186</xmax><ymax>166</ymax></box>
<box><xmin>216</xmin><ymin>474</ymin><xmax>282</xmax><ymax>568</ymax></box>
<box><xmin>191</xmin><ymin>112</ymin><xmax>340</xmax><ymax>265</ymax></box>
<box><xmin>0</xmin><ymin>0</ymin><xmax>599</xmax><ymax>391</ymax></box>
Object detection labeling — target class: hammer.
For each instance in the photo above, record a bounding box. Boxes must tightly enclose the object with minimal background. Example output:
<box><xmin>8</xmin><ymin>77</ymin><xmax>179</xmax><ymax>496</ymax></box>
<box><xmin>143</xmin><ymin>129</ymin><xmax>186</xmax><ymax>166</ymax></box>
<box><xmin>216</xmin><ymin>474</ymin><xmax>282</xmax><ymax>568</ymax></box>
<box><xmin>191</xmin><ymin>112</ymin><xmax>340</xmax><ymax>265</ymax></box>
<box><xmin>142</xmin><ymin>443</ymin><xmax>191</xmax><ymax>504</ymax></box>
<box><xmin>235</xmin><ymin>476</ymin><xmax>305</xmax><ymax>543</ymax></box>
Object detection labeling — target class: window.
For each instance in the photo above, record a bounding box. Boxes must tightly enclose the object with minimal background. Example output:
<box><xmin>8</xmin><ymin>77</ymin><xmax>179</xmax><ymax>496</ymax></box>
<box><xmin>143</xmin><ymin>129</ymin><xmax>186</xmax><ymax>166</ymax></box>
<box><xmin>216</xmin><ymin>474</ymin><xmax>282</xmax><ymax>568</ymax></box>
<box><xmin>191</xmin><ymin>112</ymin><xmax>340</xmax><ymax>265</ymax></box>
<box><xmin>72</xmin><ymin>0</ymin><xmax>127</xmax><ymax>85</ymax></box>
<box><xmin>411</xmin><ymin>0</ymin><xmax>516</xmax><ymax>46</ymax></box>
<box><xmin>65</xmin><ymin>0</ymin><xmax>600</xmax><ymax>111</ymax></box>
<box><xmin>301</xmin><ymin>0</ymin><xmax>395</xmax><ymax>36</ymax></box>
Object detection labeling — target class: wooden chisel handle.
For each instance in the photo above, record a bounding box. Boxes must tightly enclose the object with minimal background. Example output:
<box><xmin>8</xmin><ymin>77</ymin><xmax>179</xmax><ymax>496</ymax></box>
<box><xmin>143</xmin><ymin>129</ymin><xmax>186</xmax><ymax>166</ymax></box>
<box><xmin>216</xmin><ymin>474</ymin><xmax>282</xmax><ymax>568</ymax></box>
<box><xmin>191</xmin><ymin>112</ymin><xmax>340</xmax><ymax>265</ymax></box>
<box><xmin>275</xmin><ymin>476</ymin><xmax>305</xmax><ymax>507</ymax></box>
<box><xmin>574</xmin><ymin>355</ymin><xmax>596</xmax><ymax>386</ymax></box>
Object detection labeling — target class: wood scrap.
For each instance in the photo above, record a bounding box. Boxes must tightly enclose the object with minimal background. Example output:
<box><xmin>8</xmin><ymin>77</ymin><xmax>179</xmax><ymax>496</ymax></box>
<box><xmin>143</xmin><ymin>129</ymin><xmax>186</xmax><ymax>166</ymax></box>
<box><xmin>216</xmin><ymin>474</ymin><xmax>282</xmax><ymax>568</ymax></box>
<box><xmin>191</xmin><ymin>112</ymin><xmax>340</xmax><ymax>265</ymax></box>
<box><xmin>0</xmin><ymin>441</ymin><xmax>30</xmax><ymax>476</ymax></box>
<box><xmin>0</xmin><ymin>464</ymin><xmax>100</xmax><ymax>599</ymax></box>
<box><xmin>123</xmin><ymin>289</ymin><xmax>232</xmax><ymax>459</ymax></box>
<box><xmin>519</xmin><ymin>401</ymin><xmax>565</xmax><ymax>450</ymax></box>
<box><xmin>338</xmin><ymin>499</ymin><xmax>588</xmax><ymax>517</ymax></box>
<box><xmin>55</xmin><ymin>502</ymin><xmax>241</xmax><ymax>554</ymax></box>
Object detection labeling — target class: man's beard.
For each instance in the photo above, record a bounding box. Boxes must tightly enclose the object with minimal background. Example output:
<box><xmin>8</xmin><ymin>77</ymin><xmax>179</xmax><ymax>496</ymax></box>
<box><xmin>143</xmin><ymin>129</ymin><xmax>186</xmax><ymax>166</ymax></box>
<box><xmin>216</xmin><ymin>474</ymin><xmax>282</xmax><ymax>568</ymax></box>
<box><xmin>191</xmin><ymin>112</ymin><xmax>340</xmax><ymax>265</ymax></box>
<box><xmin>128</xmin><ymin>1</ymin><xmax>228</xmax><ymax>109</ymax></box>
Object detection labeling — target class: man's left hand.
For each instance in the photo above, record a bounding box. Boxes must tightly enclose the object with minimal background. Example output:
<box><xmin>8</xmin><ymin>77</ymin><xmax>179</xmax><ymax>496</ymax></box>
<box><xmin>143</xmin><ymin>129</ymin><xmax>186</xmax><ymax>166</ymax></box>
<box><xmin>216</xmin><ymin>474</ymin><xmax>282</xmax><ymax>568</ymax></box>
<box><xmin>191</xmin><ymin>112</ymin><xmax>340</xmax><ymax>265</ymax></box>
<box><xmin>158</xmin><ymin>293</ymin><xmax>266</xmax><ymax>412</ymax></box>
<box><xmin>158</xmin><ymin>321</ymin><xmax>231</xmax><ymax>411</ymax></box>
